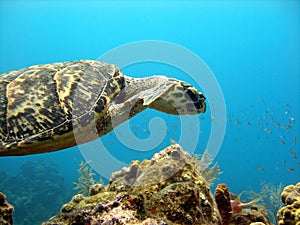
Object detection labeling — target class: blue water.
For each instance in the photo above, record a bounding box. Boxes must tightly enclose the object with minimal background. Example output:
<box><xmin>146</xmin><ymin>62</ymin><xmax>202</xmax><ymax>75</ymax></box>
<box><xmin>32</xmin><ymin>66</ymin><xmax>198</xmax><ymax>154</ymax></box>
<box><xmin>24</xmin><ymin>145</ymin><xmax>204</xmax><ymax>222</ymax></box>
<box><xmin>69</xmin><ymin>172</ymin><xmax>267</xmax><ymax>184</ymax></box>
<box><xmin>0</xmin><ymin>1</ymin><xmax>299</xmax><ymax>224</ymax></box>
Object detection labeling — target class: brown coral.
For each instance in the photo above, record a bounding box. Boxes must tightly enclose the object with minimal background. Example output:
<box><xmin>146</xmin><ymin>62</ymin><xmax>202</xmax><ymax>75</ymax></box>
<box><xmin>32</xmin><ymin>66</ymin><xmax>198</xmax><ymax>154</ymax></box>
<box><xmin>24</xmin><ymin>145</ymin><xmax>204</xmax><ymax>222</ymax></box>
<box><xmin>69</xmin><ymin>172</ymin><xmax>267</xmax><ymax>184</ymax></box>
<box><xmin>277</xmin><ymin>182</ymin><xmax>300</xmax><ymax>225</ymax></box>
<box><xmin>0</xmin><ymin>192</ymin><xmax>14</xmax><ymax>225</ymax></box>
<box><xmin>281</xmin><ymin>182</ymin><xmax>300</xmax><ymax>205</ymax></box>
<box><xmin>214</xmin><ymin>183</ymin><xmax>232</xmax><ymax>225</ymax></box>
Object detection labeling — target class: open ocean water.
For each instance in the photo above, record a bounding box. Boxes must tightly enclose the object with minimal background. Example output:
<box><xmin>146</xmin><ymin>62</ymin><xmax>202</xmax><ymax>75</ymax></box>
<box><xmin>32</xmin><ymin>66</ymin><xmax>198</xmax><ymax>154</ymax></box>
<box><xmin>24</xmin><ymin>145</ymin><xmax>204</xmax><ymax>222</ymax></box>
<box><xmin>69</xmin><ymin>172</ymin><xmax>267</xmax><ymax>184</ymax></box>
<box><xmin>0</xmin><ymin>1</ymin><xmax>299</xmax><ymax>224</ymax></box>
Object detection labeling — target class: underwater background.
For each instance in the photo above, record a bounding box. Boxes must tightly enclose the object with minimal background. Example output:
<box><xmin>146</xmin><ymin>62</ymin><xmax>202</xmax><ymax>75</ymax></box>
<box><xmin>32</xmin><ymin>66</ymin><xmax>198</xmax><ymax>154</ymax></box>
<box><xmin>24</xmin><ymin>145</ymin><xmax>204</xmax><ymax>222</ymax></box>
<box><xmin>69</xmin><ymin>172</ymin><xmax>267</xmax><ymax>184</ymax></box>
<box><xmin>0</xmin><ymin>1</ymin><xmax>299</xmax><ymax>224</ymax></box>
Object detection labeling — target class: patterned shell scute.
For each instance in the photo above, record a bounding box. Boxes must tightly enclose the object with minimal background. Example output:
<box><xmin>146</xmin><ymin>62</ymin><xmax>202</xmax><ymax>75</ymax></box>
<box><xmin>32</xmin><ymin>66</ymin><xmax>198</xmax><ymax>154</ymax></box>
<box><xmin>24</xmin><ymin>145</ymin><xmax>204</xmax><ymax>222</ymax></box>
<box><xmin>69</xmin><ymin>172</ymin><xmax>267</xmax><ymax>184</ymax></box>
<box><xmin>0</xmin><ymin>60</ymin><xmax>124</xmax><ymax>148</ymax></box>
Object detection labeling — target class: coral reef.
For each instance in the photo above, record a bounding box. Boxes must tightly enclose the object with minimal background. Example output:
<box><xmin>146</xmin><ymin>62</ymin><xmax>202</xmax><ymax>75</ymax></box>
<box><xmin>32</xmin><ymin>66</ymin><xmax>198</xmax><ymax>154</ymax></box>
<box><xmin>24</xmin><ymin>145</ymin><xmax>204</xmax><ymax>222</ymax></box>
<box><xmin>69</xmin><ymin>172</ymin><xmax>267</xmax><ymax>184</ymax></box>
<box><xmin>73</xmin><ymin>161</ymin><xmax>96</xmax><ymax>196</ymax></box>
<box><xmin>247</xmin><ymin>182</ymin><xmax>284</xmax><ymax>224</ymax></box>
<box><xmin>42</xmin><ymin>144</ymin><xmax>222</xmax><ymax>225</ymax></box>
<box><xmin>277</xmin><ymin>182</ymin><xmax>300</xmax><ymax>225</ymax></box>
<box><xmin>41</xmin><ymin>144</ymin><xmax>277</xmax><ymax>225</ymax></box>
<box><xmin>0</xmin><ymin>192</ymin><xmax>14</xmax><ymax>225</ymax></box>
<box><xmin>0</xmin><ymin>160</ymin><xmax>71</xmax><ymax>225</ymax></box>
<box><xmin>214</xmin><ymin>183</ymin><xmax>273</xmax><ymax>225</ymax></box>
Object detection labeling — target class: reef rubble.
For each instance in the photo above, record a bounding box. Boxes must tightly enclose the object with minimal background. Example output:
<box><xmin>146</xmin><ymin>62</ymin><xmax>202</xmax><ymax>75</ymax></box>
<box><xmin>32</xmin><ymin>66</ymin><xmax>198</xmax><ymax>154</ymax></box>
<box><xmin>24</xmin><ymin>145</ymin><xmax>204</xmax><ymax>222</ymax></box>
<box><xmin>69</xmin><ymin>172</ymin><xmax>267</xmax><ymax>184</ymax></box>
<box><xmin>41</xmin><ymin>144</ymin><xmax>275</xmax><ymax>225</ymax></box>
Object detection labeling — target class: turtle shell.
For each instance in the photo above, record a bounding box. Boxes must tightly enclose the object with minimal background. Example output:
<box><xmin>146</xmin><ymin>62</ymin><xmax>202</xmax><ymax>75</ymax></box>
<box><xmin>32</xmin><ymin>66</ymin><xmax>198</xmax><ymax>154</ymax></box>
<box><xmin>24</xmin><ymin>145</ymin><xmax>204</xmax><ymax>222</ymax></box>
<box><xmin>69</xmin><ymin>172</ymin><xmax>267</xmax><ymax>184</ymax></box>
<box><xmin>0</xmin><ymin>60</ymin><xmax>124</xmax><ymax>156</ymax></box>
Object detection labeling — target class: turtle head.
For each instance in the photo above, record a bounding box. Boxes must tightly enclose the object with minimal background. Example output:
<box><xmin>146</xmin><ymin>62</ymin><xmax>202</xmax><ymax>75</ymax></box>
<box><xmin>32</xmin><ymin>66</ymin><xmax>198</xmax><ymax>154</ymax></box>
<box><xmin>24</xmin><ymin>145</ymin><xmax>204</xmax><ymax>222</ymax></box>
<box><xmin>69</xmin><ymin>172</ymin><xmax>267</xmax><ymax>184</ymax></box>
<box><xmin>109</xmin><ymin>75</ymin><xmax>206</xmax><ymax>124</ymax></box>
<box><xmin>147</xmin><ymin>77</ymin><xmax>206</xmax><ymax>115</ymax></box>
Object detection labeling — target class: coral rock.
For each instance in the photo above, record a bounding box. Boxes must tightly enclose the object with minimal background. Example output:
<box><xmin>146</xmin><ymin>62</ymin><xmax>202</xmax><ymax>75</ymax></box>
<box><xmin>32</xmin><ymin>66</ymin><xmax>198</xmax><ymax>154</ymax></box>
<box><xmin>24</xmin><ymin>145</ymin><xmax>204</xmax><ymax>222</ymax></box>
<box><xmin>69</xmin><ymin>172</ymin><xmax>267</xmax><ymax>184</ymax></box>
<box><xmin>277</xmin><ymin>182</ymin><xmax>300</xmax><ymax>225</ymax></box>
<box><xmin>42</xmin><ymin>144</ymin><xmax>222</xmax><ymax>225</ymax></box>
<box><xmin>109</xmin><ymin>144</ymin><xmax>221</xmax><ymax>224</ymax></box>
<box><xmin>281</xmin><ymin>182</ymin><xmax>300</xmax><ymax>205</ymax></box>
<box><xmin>0</xmin><ymin>192</ymin><xmax>14</xmax><ymax>225</ymax></box>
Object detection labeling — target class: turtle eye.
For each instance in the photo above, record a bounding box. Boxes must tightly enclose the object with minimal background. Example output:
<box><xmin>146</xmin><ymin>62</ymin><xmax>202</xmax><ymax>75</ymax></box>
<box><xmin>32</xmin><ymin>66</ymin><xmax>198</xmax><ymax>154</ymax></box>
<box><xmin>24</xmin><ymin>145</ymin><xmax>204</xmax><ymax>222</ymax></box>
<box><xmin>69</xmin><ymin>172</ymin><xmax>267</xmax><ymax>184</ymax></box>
<box><xmin>185</xmin><ymin>89</ymin><xmax>198</xmax><ymax>102</ymax></box>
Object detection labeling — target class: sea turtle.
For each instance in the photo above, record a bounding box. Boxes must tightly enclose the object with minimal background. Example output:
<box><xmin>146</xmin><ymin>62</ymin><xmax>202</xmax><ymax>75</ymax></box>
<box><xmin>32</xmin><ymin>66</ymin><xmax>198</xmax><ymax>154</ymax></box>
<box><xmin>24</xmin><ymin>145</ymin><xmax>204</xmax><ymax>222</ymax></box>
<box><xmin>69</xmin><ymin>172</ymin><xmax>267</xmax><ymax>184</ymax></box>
<box><xmin>0</xmin><ymin>60</ymin><xmax>206</xmax><ymax>156</ymax></box>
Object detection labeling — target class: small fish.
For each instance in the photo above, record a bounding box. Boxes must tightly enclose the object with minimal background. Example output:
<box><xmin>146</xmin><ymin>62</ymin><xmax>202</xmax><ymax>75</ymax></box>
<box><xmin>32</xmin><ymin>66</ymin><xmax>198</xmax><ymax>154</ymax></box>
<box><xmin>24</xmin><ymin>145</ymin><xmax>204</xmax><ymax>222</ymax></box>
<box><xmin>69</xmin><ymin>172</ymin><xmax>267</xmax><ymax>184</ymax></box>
<box><xmin>282</xmin><ymin>125</ymin><xmax>292</xmax><ymax>130</ymax></box>
<box><xmin>257</xmin><ymin>167</ymin><xmax>265</xmax><ymax>171</ymax></box>
<box><xmin>293</xmin><ymin>136</ymin><xmax>296</xmax><ymax>145</ymax></box>
<box><xmin>274</xmin><ymin>122</ymin><xmax>280</xmax><ymax>127</ymax></box>
<box><xmin>270</xmin><ymin>116</ymin><xmax>280</xmax><ymax>127</ymax></box>
<box><xmin>287</xmin><ymin>168</ymin><xmax>294</xmax><ymax>171</ymax></box>
<box><xmin>246</xmin><ymin>121</ymin><xmax>251</xmax><ymax>126</ymax></box>
<box><xmin>279</xmin><ymin>141</ymin><xmax>285</xmax><ymax>145</ymax></box>
<box><xmin>290</xmin><ymin>151</ymin><xmax>296</xmax><ymax>155</ymax></box>
<box><xmin>264</xmin><ymin>128</ymin><xmax>272</xmax><ymax>134</ymax></box>
<box><xmin>289</xmin><ymin>116</ymin><xmax>295</xmax><ymax>123</ymax></box>
<box><xmin>235</xmin><ymin>119</ymin><xmax>241</xmax><ymax>125</ymax></box>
